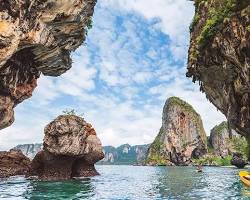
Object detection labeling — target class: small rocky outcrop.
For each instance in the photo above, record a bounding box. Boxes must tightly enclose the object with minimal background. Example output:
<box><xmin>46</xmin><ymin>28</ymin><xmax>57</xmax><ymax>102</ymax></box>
<box><xmin>187</xmin><ymin>1</ymin><xmax>250</xmax><ymax>140</ymax></box>
<box><xmin>0</xmin><ymin>149</ymin><xmax>30</xmax><ymax>178</ymax></box>
<box><xmin>231</xmin><ymin>153</ymin><xmax>248</xmax><ymax>168</ymax></box>
<box><xmin>209</xmin><ymin>122</ymin><xmax>241</xmax><ymax>157</ymax></box>
<box><xmin>28</xmin><ymin>115</ymin><xmax>104</xmax><ymax>181</ymax></box>
<box><xmin>147</xmin><ymin>97</ymin><xmax>207</xmax><ymax>166</ymax></box>
<box><xmin>0</xmin><ymin>0</ymin><xmax>97</xmax><ymax>130</ymax></box>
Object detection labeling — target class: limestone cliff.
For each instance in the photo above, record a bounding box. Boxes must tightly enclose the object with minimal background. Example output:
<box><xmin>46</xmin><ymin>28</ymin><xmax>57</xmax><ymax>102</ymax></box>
<box><xmin>0</xmin><ymin>0</ymin><xmax>97</xmax><ymax>130</ymax></box>
<box><xmin>28</xmin><ymin>114</ymin><xmax>104</xmax><ymax>180</ymax></box>
<box><xmin>187</xmin><ymin>1</ymin><xmax>250</xmax><ymax>141</ymax></box>
<box><xmin>209</xmin><ymin>122</ymin><xmax>242</xmax><ymax>157</ymax></box>
<box><xmin>147</xmin><ymin>97</ymin><xmax>207</xmax><ymax>166</ymax></box>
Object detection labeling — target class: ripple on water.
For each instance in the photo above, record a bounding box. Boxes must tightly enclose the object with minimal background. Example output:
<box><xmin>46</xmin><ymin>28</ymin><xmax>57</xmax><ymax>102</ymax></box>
<box><xmin>0</xmin><ymin>166</ymin><xmax>250</xmax><ymax>200</ymax></box>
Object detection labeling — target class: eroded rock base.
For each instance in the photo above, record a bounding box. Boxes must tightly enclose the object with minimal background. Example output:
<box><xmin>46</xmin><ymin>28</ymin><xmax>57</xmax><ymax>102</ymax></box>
<box><xmin>0</xmin><ymin>149</ymin><xmax>31</xmax><ymax>178</ymax></box>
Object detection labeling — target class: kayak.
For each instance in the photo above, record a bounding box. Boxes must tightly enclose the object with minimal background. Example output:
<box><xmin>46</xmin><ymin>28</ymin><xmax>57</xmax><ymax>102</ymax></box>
<box><xmin>239</xmin><ymin>171</ymin><xmax>250</xmax><ymax>187</ymax></box>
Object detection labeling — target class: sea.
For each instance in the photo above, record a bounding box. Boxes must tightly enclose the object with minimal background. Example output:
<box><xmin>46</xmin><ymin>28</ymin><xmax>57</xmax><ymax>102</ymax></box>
<box><xmin>0</xmin><ymin>165</ymin><xmax>249</xmax><ymax>200</ymax></box>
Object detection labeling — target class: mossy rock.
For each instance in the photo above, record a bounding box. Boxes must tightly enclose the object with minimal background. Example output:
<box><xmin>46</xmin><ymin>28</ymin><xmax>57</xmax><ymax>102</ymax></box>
<box><xmin>189</xmin><ymin>0</ymin><xmax>249</xmax><ymax>61</ymax></box>
<box><xmin>192</xmin><ymin>155</ymin><xmax>232</xmax><ymax>166</ymax></box>
<box><xmin>212</xmin><ymin>121</ymin><xmax>229</xmax><ymax>135</ymax></box>
<box><xmin>166</xmin><ymin>96</ymin><xmax>199</xmax><ymax>115</ymax></box>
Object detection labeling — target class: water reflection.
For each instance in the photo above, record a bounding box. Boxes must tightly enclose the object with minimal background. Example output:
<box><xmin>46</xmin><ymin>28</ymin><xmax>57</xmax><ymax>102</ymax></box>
<box><xmin>23</xmin><ymin>178</ymin><xmax>94</xmax><ymax>200</ymax></box>
<box><xmin>240</xmin><ymin>185</ymin><xmax>250</xmax><ymax>198</ymax></box>
<box><xmin>153</xmin><ymin>166</ymin><xmax>200</xmax><ymax>199</ymax></box>
<box><xmin>152</xmin><ymin>166</ymin><xmax>250</xmax><ymax>200</ymax></box>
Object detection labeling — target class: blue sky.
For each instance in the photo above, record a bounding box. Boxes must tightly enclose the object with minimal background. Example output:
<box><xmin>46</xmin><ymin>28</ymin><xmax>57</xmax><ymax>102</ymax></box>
<box><xmin>0</xmin><ymin>0</ymin><xmax>225</xmax><ymax>150</ymax></box>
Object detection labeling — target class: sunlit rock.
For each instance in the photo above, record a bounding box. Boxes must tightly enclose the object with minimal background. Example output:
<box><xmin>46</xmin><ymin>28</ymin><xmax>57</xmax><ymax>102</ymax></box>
<box><xmin>28</xmin><ymin>114</ymin><xmax>104</xmax><ymax>181</ymax></box>
<box><xmin>147</xmin><ymin>97</ymin><xmax>207</xmax><ymax>166</ymax></box>
<box><xmin>0</xmin><ymin>0</ymin><xmax>97</xmax><ymax>129</ymax></box>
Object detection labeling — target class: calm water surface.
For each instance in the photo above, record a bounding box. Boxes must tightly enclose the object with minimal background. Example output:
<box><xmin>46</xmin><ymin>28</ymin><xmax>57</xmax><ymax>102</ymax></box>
<box><xmin>0</xmin><ymin>166</ymin><xmax>250</xmax><ymax>200</ymax></box>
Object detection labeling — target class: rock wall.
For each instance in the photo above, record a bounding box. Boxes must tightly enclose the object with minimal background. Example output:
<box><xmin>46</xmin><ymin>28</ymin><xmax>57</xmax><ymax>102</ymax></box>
<box><xmin>209</xmin><ymin>121</ymin><xmax>241</xmax><ymax>157</ymax></box>
<box><xmin>147</xmin><ymin>97</ymin><xmax>207</xmax><ymax>166</ymax></box>
<box><xmin>0</xmin><ymin>0</ymin><xmax>97</xmax><ymax>130</ymax></box>
<box><xmin>0</xmin><ymin>149</ymin><xmax>30</xmax><ymax>178</ymax></box>
<box><xmin>28</xmin><ymin>115</ymin><xmax>104</xmax><ymax>181</ymax></box>
<box><xmin>187</xmin><ymin>0</ymin><xmax>250</xmax><ymax>139</ymax></box>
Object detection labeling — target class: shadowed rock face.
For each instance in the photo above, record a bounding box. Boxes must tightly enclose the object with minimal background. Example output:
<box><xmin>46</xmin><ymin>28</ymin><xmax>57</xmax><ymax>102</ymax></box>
<box><xmin>0</xmin><ymin>0</ymin><xmax>97</xmax><ymax>129</ymax></box>
<box><xmin>147</xmin><ymin>97</ymin><xmax>207</xmax><ymax>166</ymax></box>
<box><xmin>187</xmin><ymin>0</ymin><xmax>250</xmax><ymax>138</ymax></box>
<box><xmin>0</xmin><ymin>149</ymin><xmax>31</xmax><ymax>178</ymax></box>
<box><xmin>231</xmin><ymin>153</ymin><xmax>247</xmax><ymax>168</ymax></box>
<box><xmin>28</xmin><ymin>115</ymin><xmax>104</xmax><ymax>181</ymax></box>
<box><xmin>209</xmin><ymin>121</ymin><xmax>241</xmax><ymax>157</ymax></box>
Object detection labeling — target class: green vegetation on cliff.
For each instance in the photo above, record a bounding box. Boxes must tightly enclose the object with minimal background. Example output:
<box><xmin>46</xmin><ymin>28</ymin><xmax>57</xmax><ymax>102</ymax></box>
<box><xmin>149</xmin><ymin>127</ymin><xmax>164</xmax><ymax>152</ymax></box>
<box><xmin>195</xmin><ymin>120</ymin><xmax>249</xmax><ymax>166</ymax></box>
<box><xmin>167</xmin><ymin>97</ymin><xmax>198</xmax><ymax>115</ymax></box>
<box><xmin>192</xmin><ymin>155</ymin><xmax>232</xmax><ymax>166</ymax></box>
<box><xmin>212</xmin><ymin>121</ymin><xmax>229</xmax><ymax>135</ymax></box>
<box><xmin>196</xmin><ymin>0</ymin><xmax>238</xmax><ymax>47</ymax></box>
<box><xmin>147</xmin><ymin>96</ymin><xmax>207</xmax><ymax>166</ymax></box>
<box><xmin>190</xmin><ymin>0</ymin><xmax>250</xmax><ymax>61</ymax></box>
<box><xmin>62</xmin><ymin>109</ymin><xmax>84</xmax><ymax>117</ymax></box>
<box><xmin>146</xmin><ymin>127</ymin><xmax>166</xmax><ymax>165</ymax></box>
<box><xmin>231</xmin><ymin>137</ymin><xmax>248</xmax><ymax>159</ymax></box>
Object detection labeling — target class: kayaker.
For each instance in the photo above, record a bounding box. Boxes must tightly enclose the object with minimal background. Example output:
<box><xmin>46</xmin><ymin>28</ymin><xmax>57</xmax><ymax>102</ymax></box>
<box><xmin>197</xmin><ymin>164</ymin><xmax>203</xmax><ymax>172</ymax></box>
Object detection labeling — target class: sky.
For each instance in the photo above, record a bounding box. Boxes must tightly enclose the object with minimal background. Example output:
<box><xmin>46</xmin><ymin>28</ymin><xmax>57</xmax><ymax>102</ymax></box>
<box><xmin>0</xmin><ymin>0</ymin><xmax>226</xmax><ymax>150</ymax></box>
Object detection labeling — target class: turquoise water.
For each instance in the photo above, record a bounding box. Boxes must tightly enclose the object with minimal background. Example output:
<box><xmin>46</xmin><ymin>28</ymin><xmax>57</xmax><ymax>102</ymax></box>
<box><xmin>0</xmin><ymin>166</ymin><xmax>250</xmax><ymax>200</ymax></box>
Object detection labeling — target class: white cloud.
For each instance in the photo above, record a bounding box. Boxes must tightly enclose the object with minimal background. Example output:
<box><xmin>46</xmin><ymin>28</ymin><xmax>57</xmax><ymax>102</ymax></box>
<box><xmin>102</xmin><ymin>0</ymin><xmax>194</xmax><ymax>43</ymax></box>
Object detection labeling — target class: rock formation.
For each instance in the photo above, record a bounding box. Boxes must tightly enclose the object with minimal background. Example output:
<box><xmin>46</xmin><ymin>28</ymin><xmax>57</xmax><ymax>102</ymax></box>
<box><xmin>0</xmin><ymin>0</ymin><xmax>97</xmax><ymax>130</ymax></box>
<box><xmin>13</xmin><ymin>144</ymin><xmax>42</xmax><ymax>159</ymax></box>
<box><xmin>231</xmin><ymin>152</ymin><xmax>248</xmax><ymax>168</ymax></box>
<box><xmin>187</xmin><ymin>1</ymin><xmax>250</xmax><ymax>143</ymax></box>
<box><xmin>209</xmin><ymin>121</ymin><xmax>241</xmax><ymax>157</ymax></box>
<box><xmin>0</xmin><ymin>149</ymin><xmax>30</xmax><ymax>178</ymax></box>
<box><xmin>28</xmin><ymin>115</ymin><xmax>104</xmax><ymax>181</ymax></box>
<box><xmin>147</xmin><ymin>97</ymin><xmax>207</xmax><ymax>166</ymax></box>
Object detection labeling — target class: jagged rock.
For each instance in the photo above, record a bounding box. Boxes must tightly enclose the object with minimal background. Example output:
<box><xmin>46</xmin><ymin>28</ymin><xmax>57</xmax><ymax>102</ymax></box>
<box><xmin>187</xmin><ymin>1</ymin><xmax>250</xmax><ymax>140</ymax></box>
<box><xmin>0</xmin><ymin>0</ymin><xmax>97</xmax><ymax>130</ymax></box>
<box><xmin>28</xmin><ymin>115</ymin><xmax>104</xmax><ymax>181</ymax></box>
<box><xmin>209</xmin><ymin>122</ymin><xmax>241</xmax><ymax>157</ymax></box>
<box><xmin>231</xmin><ymin>153</ymin><xmax>247</xmax><ymax>168</ymax></box>
<box><xmin>147</xmin><ymin>97</ymin><xmax>207</xmax><ymax>166</ymax></box>
<box><xmin>0</xmin><ymin>149</ymin><xmax>30</xmax><ymax>178</ymax></box>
